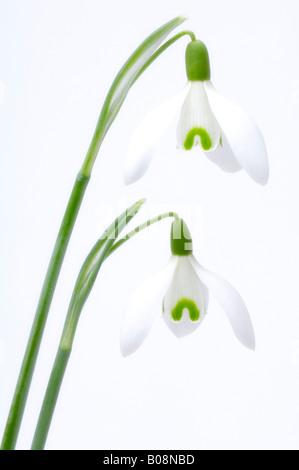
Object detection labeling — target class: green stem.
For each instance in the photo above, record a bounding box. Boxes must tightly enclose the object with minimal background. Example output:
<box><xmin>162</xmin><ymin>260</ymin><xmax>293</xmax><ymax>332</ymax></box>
<box><xmin>31</xmin><ymin>237</ymin><xmax>115</xmax><ymax>450</ymax></box>
<box><xmin>1</xmin><ymin>171</ymin><xmax>90</xmax><ymax>450</ymax></box>
<box><xmin>30</xmin><ymin>211</ymin><xmax>177</xmax><ymax>449</ymax></box>
<box><xmin>2</xmin><ymin>17</ymin><xmax>191</xmax><ymax>449</ymax></box>
<box><xmin>30</xmin><ymin>348</ymin><xmax>71</xmax><ymax>451</ymax></box>
<box><xmin>80</xmin><ymin>29</ymin><xmax>195</xmax><ymax>177</ymax></box>
<box><xmin>108</xmin><ymin>211</ymin><xmax>179</xmax><ymax>256</ymax></box>
<box><xmin>132</xmin><ymin>30</ymin><xmax>196</xmax><ymax>85</ymax></box>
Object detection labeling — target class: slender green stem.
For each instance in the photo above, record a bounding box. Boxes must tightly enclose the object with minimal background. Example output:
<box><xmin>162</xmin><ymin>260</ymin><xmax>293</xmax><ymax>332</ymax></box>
<box><xmin>1</xmin><ymin>172</ymin><xmax>90</xmax><ymax>450</ymax></box>
<box><xmin>30</xmin><ymin>348</ymin><xmax>71</xmax><ymax>451</ymax></box>
<box><xmin>2</xmin><ymin>17</ymin><xmax>191</xmax><ymax>450</ymax></box>
<box><xmin>31</xmin><ymin>200</ymin><xmax>144</xmax><ymax>449</ymax></box>
<box><xmin>132</xmin><ymin>30</ymin><xmax>196</xmax><ymax>86</ymax></box>
<box><xmin>30</xmin><ymin>211</ymin><xmax>177</xmax><ymax>449</ymax></box>
<box><xmin>31</xmin><ymin>237</ymin><xmax>115</xmax><ymax>450</ymax></box>
<box><xmin>108</xmin><ymin>211</ymin><xmax>179</xmax><ymax>256</ymax></box>
<box><xmin>80</xmin><ymin>25</ymin><xmax>193</xmax><ymax>177</ymax></box>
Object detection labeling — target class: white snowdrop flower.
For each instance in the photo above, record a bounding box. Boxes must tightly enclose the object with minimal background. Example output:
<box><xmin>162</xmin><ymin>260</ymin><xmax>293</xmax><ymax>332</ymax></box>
<box><xmin>120</xmin><ymin>218</ymin><xmax>255</xmax><ymax>356</ymax></box>
<box><xmin>124</xmin><ymin>40</ymin><xmax>269</xmax><ymax>185</ymax></box>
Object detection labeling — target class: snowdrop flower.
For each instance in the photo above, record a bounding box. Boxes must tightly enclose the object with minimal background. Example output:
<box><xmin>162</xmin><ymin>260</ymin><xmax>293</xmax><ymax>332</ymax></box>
<box><xmin>120</xmin><ymin>218</ymin><xmax>255</xmax><ymax>356</ymax></box>
<box><xmin>124</xmin><ymin>40</ymin><xmax>269</xmax><ymax>185</ymax></box>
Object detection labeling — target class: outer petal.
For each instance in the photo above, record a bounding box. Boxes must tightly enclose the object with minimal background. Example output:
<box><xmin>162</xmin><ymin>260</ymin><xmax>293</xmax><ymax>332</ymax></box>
<box><xmin>203</xmin><ymin>132</ymin><xmax>242</xmax><ymax>173</ymax></box>
<box><xmin>204</xmin><ymin>81</ymin><xmax>269</xmax><ymax>185</ymax></box>
<box><xmin>120</xmin><ymin>256</ymin><xmax>178</xmax><ymax>356</ymax></box>
<box><xmin>124</xmin><ymin>86</ymin><xmax>189</xmax><ymax>185</ymax></box>
<box><xmin>190</xmin><ymin>256</ymin><xmax>255</xmax><ymax>350</ymax></box>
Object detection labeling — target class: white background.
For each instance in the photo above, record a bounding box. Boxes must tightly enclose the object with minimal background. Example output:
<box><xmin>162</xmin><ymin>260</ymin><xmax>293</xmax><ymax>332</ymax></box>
<box><xmin>0</xmin><ymin>0</ymin><xmax>299</xmax><ymax>451</ymax></box>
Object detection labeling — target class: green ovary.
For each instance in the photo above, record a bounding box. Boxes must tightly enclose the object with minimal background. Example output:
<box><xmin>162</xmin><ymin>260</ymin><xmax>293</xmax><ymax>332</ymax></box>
<box><xmin>171</xmin><ymin>299</ymin><xmax>200</xmax><ymax>322</ymax></box>
<box><xmin>184</xmin><ymin>128</ymin><xmax>212</xmax><ymax>151</ymax></box>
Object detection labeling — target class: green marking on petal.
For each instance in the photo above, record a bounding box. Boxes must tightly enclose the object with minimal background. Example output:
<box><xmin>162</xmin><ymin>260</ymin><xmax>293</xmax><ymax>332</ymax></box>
<box><xmin>184</xmin><ymin>128</ymin><xmax>212</xmax><ymax>151</ymax></box>
<box><xmin>171</xmin><ymin>298</ymin><xmax>200</xmax><ymax>322</ymax></box>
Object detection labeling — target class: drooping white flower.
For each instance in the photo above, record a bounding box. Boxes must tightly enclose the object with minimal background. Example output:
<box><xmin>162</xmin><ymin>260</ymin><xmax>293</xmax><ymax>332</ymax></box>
<box><xmin>120</xmin><ymin>219</ymin><xmax>255</xmax><ymax>356</ymax></box>
<box><xmin>124</xmin><ymin>40</ymin><xmax>269</xmax><ymax>185</ymax></box>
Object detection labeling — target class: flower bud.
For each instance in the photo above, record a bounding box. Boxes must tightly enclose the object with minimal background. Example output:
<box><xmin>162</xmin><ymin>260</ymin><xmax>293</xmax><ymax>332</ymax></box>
<box><xmin>185</xmin><ymin>40</ymin><xmax>211</xmax><ymax>81</ymax></box>
<box><xmin>170</xmin><ymin>218</ymin><xmax>193</xmax><ymax>256</ymax></box>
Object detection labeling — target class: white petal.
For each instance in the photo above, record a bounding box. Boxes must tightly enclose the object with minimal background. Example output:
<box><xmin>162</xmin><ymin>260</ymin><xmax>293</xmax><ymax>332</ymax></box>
<box><xmin>163</xmin><ymin>256</ymin><xmax>208</xmax><ymax>338</ymax></box>
<box><xmin>203</xmin><ymin>133</ymin><xmax>242</xmax><ymax>173</ymax></box>
<box><xmin>124</xmin><ymin>86</ymin><xmax>189</xmax><ymax>185</ymax></box>
<box><xmin>190</xmin><ymin>256</ymin><xmax>255</xmax><ymax>350</ymax></box>
<box><xmin>177</xmin><ymin>81</ymin><xmax>221</xmax><ymax>152</ymax></box>
<box><xmin>205</xmin><ymin>81</ymin><xmax>269</xmax><ymax>185</ymax></box>
<box><xmin>120</xmin><ymin>256</ymin><xmax>178</xmax><ymax>356</ymax></box>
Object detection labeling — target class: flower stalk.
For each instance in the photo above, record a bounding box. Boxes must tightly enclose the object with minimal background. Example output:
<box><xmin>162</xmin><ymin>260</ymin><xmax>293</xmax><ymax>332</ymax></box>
<box><xmin>1</xmin><ymin>171</ymin><xmax>90</xmax><ymax>450</ymax></box>
<box><xmin>31</xmin><ymin>207</ymin><xmax>177</xmax><ymax>450</ymax></box>
<box><xmin>1</xmin><ymin>15</ymin><xmax>189</xmax><ymax>450</ymax></box>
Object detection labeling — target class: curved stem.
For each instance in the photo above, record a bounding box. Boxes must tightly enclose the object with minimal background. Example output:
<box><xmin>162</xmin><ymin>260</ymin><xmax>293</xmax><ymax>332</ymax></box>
<box><xmin>30</xmin><ymin>211</ymin><xmax>177</xmax><ymax>449</ymax></box>
<box><xmin>80</xmin><ymin>27</ymin><xmax>194</xmax><ymax>177</ymax></box>
<box><xmin>108</xmin><ymin>211</ymin><xmax>179</xmax><ymax>256</ymax></box>
<box><xmin>131</xmin><ymin>30</ymin><xmax>196</xmax><ymax>86</ymax></box>
<box><xmin>1</xmin><ymin>172</ymin><xmax>90</xmax><ymax>450</ymax></box>
<box><xmin>31</xmin><ymin>235</ymin><xmax>114</xmax><ymax>450</ymax></box>
<box><xmin>1</xmin><ymin>17</ymin><xmax>190</xmax><ymax>450</ymax></box>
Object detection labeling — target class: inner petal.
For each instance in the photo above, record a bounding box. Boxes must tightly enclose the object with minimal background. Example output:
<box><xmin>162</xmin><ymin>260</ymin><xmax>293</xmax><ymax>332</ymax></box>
<box><xmin>162</xmin><ymin>256</ymin><xmax>208</xmax><ymax>338</ymax></box>
<box><xmin>177</xmin><ymin>81</ymin><xmax>221</xmax><ymax>152</ymax></box>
